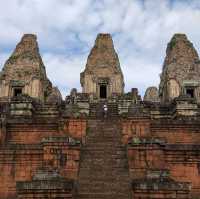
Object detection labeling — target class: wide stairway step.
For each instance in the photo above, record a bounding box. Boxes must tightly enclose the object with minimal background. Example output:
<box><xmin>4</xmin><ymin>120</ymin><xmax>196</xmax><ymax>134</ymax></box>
<box><xmin>76</xmin><ymin>120</ymin><xmax>132</xmax><ymax>199</ymax></box>
<box><xmin>89</xmin><ymin>102</ymin><xmax>119</xmax><ymax>118</ymax></box>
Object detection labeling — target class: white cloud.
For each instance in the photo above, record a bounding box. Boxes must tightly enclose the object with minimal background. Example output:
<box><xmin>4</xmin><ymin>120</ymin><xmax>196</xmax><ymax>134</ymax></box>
<box><xmin>43</xmin><ymin>53</ymin><xmax>86</xmax><ymax>97</ymax></box>
<box><xmin>0</xmin><ymin>0</ymin><xmax>200</xmax><ymax>97</ymax></box>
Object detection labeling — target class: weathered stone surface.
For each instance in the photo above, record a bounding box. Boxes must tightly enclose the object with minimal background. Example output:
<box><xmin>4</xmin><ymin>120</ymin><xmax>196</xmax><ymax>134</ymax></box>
<box><xmin>0</xmin><ymin>118</ymin><xmax>84</xmax><ymax>198</ymax></box>
<box><xmin>46</xmin><ymin>86</ymin><xmax>62</xmax><ymax>104</ymax></box>
<box><xmin>159</xmin><ymin>34</ymin><xmax>200</xmax><ymax>103</ymax></box>
<box><xmin>0</xmin><ymin>34</ymin><xmax>60</xmax><ymax>102</ymax></box>
<box><xmin>144</xmin><ymin>86</ymin><xmax>159</xmax><ymax>102</ymax></box>
<box><xmin>124</xmin><ymin>118</ymin><xmax>200</xmax><ymax>197</ymax></box>
<box><xmin>172</xmin><ymin>94</ymin><xmax>198</xmax><ymax>118</ymax></box>
<box><xmin>63</xmin><ymin>119</ymin><xmax>87</xmax><ymax>140</ymax></box>
<box><xmin>132</xmin><ymin>177</ymin><xmax>190</xmax><ymax>199</ymax></box>
<box><xmin>163</xmin><ymin>34</ymin><xmax>199</xmax><ymax>66</ymax></box>
<box><xmin>80</xmin><ymin>33</ymin><xmax>124</xmax><ymax>99</ymax></box>
<box><xmin>17</xmin><ymin>169</ymin><xmax>74</xmax><ymax>198</ymax></box>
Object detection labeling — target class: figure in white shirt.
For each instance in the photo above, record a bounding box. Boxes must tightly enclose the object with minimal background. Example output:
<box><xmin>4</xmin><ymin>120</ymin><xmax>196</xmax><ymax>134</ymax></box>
<box><xmin>103</xmin><ymin>104</ymin><xmax>108</xmax><ymax>118</ymax></box>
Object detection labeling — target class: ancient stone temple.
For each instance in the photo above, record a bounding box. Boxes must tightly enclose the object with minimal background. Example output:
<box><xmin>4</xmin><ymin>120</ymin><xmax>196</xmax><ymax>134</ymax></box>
<box><xmin>80</xmin><ymin>33</ymin><xmax>124</xmax><ymax>100</ymax></box>
<box><xmin>0</xmin><ymin>33</ymin><xmax>200</xmax><ymax>199</ymax></box>
<box><xmin>159</xmin><ymin>34</ymin><xmax>200</xmax><ymax>103</ymax></box>
<box><xmin>0</xmin><ymin>34</ymin><xmax>62</xmax><ymax>103</ymax></box>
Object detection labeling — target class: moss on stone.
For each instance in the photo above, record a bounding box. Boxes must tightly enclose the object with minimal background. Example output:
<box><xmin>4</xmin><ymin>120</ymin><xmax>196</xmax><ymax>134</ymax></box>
<box><xmin>169</xmin><ymin>38</ymin><xmax>176</xmax><ymax>50</ymax></box>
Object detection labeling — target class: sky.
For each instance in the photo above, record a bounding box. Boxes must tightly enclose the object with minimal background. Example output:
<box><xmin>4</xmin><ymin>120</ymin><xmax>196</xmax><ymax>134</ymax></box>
<box><xmin>0</xmin><ymin>0</ymin><xmax>200</xmax><ymax>98</ymax></box>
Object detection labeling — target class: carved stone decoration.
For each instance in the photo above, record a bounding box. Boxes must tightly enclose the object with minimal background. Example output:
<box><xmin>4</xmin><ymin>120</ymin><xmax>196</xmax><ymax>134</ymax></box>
<box><xmin>167</xmin><ymin>79</ymin><xmax>180</xmax><ymax>100</ymax></box>
<box><xmin>80</xmin><ymin>33</ymin><xmax>124</xmax><ymax>100</ymax></box>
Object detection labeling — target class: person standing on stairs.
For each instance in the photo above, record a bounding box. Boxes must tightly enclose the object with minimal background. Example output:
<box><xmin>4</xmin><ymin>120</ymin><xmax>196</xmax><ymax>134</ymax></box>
<box><xmin>103</xmin><ymin>104</ymin><xmax>108</xmax><ymax>118</ymax></box>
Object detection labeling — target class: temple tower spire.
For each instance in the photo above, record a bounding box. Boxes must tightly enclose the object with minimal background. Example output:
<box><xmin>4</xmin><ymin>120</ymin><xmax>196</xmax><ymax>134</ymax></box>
<box><xmin>80</xmin><ymin>33</ymin><xmax>124</xmax><ymax>100</ymax></box>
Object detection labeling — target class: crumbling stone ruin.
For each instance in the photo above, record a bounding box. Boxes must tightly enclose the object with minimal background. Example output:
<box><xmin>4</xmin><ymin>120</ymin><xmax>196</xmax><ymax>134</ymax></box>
<box><xmin>0</xmin><ymin>33</ymin><xmax>200</xmax><ymax>198</ymax></box>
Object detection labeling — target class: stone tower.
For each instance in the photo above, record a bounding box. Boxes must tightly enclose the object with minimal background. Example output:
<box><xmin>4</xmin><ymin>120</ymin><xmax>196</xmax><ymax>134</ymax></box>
<box><xmin>0</xmin><ymin>34</ymin><xmax>62</xmax><ymax>102</ymax></box>
<box><xmin>144</xmin><ymin>86</ymin><xmax>159</xmax><ymax>102</ymax></box>
<box><xmin>80</xmin><ymin>33</ymin><xmax>124</xmax><ymax>100</ymax></box>
<box><xmin>159</xmin><ymin>34</ymin><xmax>200</xmax><ymax>103</ymax></box>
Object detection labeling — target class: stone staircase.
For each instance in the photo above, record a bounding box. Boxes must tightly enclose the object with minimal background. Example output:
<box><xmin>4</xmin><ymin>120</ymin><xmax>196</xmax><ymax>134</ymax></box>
<box><xmin>34</xmin><ymin>103</ymin><xmax>60</xmax><ymax>118</ymax></box>
<box><xmin>76</xmin><ymin>120</ymin><xmax>132</xmax><ymax>199</ymax></box>
<box><xmin>89</xmin><ymin>103</ymin><xmax>100</xmax><ymax>118</ymax></box>
<box><xmin>89</xmin><ymin>102</ymin><xmax>119</xmax><ymax>118</ymax></box>
<box><xmin>107</xmin><ymin>102</ymin><xmax>118</xmax><ymax>117</ymax></box>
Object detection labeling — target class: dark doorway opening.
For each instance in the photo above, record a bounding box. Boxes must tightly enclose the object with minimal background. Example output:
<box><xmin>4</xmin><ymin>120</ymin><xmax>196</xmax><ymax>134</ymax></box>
<box><xmin>186</xmin><ymin>88</ymin><xmax>194</xmax><ymax>98</ymax></box>
<box><xmin>14</xmin><ymin>88</ymin><xmax>22</xmax><ymax>97</ymax></box>
<box><xmin>100</xmin><ymin>85</ymin><xmax>107</xmax><ymax>99</ymax></box>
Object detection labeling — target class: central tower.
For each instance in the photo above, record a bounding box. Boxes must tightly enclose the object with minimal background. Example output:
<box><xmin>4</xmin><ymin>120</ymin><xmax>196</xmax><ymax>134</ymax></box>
<box><xmin>80</xmin><ymin>33</ymin><xmax>124</xmax><ymax>100</ymax></box>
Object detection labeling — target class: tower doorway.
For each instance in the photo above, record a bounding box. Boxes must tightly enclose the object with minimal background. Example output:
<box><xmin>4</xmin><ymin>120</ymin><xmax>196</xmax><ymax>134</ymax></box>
<box><xmin>186</xmin><ymin>88</ymin><xmax>194</xmax><ymax>98</ymax></box>
<box><xmin>100</xmin><ymin>85</ymin><xmax>107</xmax><ymax>99</ymax></box>
<box><xmin>13</xmin><ymin>88</ymin><xmax>22</xmax><ymax>97</ymax></box>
